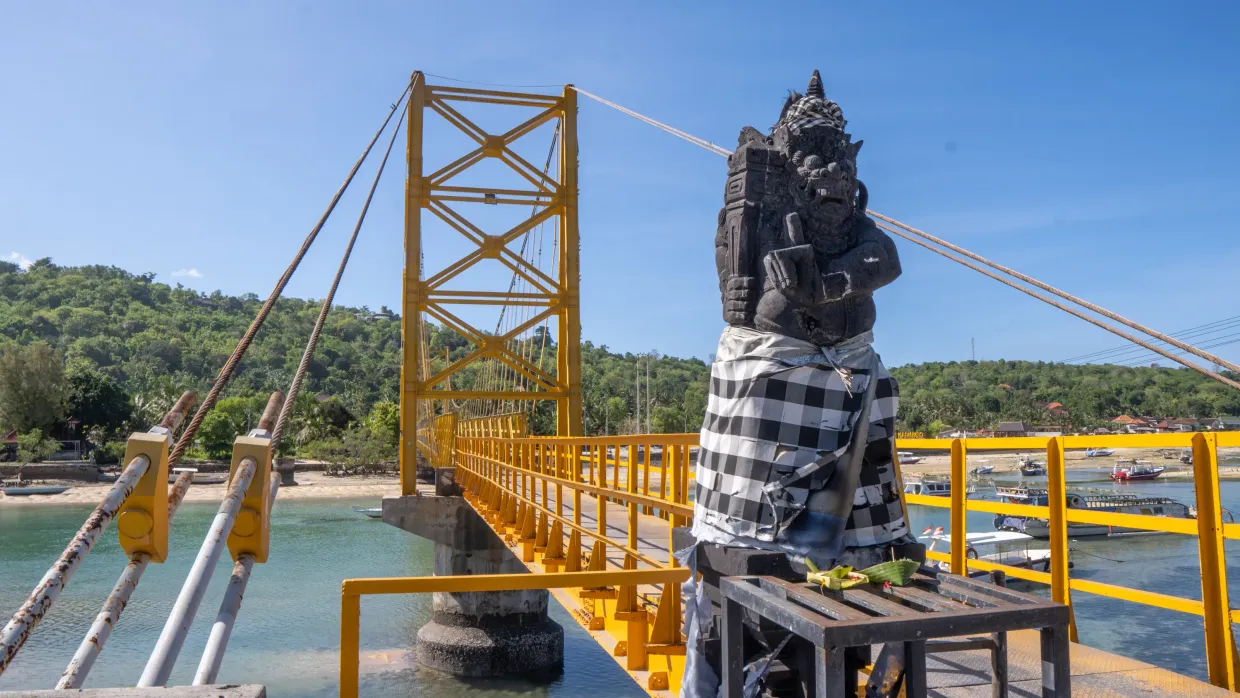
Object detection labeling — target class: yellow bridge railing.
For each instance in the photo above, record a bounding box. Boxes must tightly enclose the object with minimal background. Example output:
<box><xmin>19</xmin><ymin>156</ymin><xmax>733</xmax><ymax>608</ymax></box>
<box><xmin>367</xmin><ymin>430</ymin><xmax>1240</xmax><ymax>695</ymax></box>
<box><xmin>902</xmin><ymin>431</ymin><xmax>1240</xmax><ymax>690</ymax></box>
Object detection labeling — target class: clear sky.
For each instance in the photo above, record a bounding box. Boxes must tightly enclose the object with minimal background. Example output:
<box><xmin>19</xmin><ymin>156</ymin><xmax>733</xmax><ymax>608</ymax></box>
<box><xmin>2</xmin><ymin>2</ymin><xmax>1238</xmax><ymax>368</ymax></box>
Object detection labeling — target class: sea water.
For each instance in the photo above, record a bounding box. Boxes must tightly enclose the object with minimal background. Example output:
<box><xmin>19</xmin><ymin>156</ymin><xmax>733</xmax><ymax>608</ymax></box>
<box><xmin>2</xmin><ymin>478</ymin><xmax>1238</xmax><ymax>693</ymax></box>
<box><xmin>907</xmin><ymin>474</ymin><xmax>1240</xmax><ymax>682</ymax></box>
<box><xmin>0</xmin><ymin>497</ymin><xmax>644</xmax><ymax>696</ymax></box>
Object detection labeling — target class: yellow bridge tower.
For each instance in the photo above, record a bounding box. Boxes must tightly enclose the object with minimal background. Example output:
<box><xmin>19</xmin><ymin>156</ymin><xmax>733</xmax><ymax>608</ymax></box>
<box><xmin>399</xmin><ymin>72</ymin><xmax>583</xmax><ymax>494</ymax></box>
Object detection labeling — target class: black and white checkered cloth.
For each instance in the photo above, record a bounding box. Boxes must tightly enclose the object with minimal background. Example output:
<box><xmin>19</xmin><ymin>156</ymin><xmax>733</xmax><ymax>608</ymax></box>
<box><xmin>693</xmin><ymin>327</ymin><xmax>908</xmax><ymax>549</ymax></box>
<box><xmin>779</xmin><ymin>96</ymin><xmax>846</xmax><ymax>134</ymax></box>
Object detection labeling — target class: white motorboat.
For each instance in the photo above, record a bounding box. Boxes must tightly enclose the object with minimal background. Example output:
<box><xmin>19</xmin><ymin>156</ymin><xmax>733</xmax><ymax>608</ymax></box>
<box><xmin>921</xmin><ymin>530</ymin><xmax>1057</xmax><ymax>576</ymax></box>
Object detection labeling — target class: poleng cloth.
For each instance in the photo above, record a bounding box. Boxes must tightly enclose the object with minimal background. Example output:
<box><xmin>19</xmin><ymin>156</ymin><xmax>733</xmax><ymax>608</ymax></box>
<box><xmin>692</xmin><ymin>326</ymin><xmax>908</xmax><ymax>549</ymax></box>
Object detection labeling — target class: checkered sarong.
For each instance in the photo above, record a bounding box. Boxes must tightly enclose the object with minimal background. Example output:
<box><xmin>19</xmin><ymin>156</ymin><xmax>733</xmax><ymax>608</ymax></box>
<box><xmin>693</xmin><ymin>327</ymin><xmax>907</xmax><ymax>548</ymax></box>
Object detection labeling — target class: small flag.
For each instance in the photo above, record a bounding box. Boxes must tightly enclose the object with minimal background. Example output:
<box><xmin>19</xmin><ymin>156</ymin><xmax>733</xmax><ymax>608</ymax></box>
<box><xmin>934</xmin><ymin>526</ymin><xmax>945</xmax><ymax>536</ymax></box>
<box><xmin>920</xmin><ymin>526</ymin><xmax>933</xmax><ymax>536</ymax></box>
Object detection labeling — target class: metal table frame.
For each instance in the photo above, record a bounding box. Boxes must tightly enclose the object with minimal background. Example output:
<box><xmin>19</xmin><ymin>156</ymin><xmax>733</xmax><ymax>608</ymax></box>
<box><xmin>719</xmin><ymin>572</ymin><xmax>1072</xmax><ymax>698</ymax></box>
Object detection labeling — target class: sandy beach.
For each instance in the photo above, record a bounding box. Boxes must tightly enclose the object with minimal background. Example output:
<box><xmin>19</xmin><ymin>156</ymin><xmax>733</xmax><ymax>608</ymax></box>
<box><xmin>899</xmin><ymin>446</ymin><xmax>1240</xmax><ymax>480</ymax></box>
<box><xmin>0</xmin><ymin>470</ymin><xmax>399</xmax><ymax>507</ymax></box>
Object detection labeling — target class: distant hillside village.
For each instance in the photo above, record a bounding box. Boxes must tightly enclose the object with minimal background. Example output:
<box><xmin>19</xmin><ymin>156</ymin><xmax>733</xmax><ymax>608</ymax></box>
<box><xmin>932</xmin><ymin>413</ymin><xmax>1240</xmax><ymax>440</ymax></box>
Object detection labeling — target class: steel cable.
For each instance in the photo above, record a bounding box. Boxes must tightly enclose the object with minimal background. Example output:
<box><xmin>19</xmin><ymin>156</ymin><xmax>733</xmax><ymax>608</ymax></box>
<box><xmin>869</xmin><ymin>211</ymin><xmax>1240</xmax><ymax>376</ymax></box>
<box><xmin>875</xmin><ymin>221</ymin><xmax>1240</xmax><ymax>391</ymax></box>
<box><xmin>572</xmin><ymin>86</ymin><xmax>1240</xmax><ymax>391</ymax></box>
<box><xmin>168</xmin><ymin>80</ymin><xmax>414</xmax><ymax>466</ymax></box>
<box><xmin>271</xmin><ymin>96</ymin><xmax>411</xmax><ymax>452</ymax></box>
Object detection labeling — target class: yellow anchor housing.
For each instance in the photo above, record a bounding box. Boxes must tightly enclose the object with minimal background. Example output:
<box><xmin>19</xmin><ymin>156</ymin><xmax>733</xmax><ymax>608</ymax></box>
<box><xmin>226</xmin><ymin>435</ymin><xmax>273</xmax><ymax>563</ymax></box>
<box><xmin>117</xmin><ymin>432</ymin><xmax>171</xmax><ymax>562</ymax></box>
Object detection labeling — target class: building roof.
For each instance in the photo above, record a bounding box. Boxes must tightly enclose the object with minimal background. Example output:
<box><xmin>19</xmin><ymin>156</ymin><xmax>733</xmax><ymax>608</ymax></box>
<box><xmin>995</xmin><ymin>421</ymin><xmax>1029</xmax><ymax>432</ymax></box>
<box><xmin>1111</xmin><ymin>415</ymin><xmax>1143</xmax><ymax>424</ymax></box>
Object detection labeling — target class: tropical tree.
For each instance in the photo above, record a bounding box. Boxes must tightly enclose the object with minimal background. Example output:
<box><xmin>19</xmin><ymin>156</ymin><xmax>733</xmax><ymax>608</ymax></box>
<box><xmin>0</xmin><ymin>342</ymin><xmax>69</xmax><ymax>433</ymax></box>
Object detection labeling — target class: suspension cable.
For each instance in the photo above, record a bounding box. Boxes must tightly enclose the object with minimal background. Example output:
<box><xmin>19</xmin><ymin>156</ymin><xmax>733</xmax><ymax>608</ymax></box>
<box><xmin>571</xmin><ymin>86</ymin><xmax>1240</xmax><ymax>389</ymax></box>
<box><xmin>870</xmin><ymin>211</ymin><xmax>1240</xmax><ymax>376</ymax></box>
<box><xmin>271</xmin><ymin>97</ymin><xmax>410</xmax><ymax>453</ymax></box>
<box><xmin>875</xmin><ymin>221</ymin><xmax>1240</xmax><ymax>391</ymax></box>
<box><xmin>168</xmin><ymin>80</ymin><xmax>414</xmax><ymax>466</ymax></box>
<box><xmin>571</xmin><ymin>87</ymin><xmax>730</xmax><ymax>157</ymax></box>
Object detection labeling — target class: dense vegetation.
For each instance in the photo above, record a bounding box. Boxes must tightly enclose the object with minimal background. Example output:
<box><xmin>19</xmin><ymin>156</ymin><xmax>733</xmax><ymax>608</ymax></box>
<box><xmin>891</xmin><ymin>360</ymin><xmax>1240</xmax><ymax>434</ymax></box>
<box><xmin>1</xmin><ymin>261</ymin><xmax>1236</xmax><ymax>461</ymax></box>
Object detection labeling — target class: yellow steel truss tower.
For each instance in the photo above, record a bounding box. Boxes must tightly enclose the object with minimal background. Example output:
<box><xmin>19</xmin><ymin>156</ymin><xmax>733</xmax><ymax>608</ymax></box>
<box><xmin>399</xmin><ymin>72</ymin><xmax>582</xmax><ymax>494</ymax></box>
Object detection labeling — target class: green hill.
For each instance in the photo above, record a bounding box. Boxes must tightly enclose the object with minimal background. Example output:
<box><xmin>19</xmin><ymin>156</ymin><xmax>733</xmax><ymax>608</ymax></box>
<box><xmin>1</xmin><ymin>260</ymin><xmax>1236</xmax><ymax>452</ymax></box>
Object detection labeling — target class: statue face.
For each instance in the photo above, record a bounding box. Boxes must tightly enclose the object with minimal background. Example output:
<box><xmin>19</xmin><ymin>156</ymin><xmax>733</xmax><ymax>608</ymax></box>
<box><xmin>783</xmin><ymin>128</ymin><xmax>858</xmax><ymax>232</ymax></box>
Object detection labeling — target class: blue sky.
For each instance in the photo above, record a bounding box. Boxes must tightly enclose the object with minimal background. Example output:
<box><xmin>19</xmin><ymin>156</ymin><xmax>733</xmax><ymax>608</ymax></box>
<box><xmin>2</xmin><ymin>2</ymin><xmax>1238</xmax><ymax>368</ymax></box>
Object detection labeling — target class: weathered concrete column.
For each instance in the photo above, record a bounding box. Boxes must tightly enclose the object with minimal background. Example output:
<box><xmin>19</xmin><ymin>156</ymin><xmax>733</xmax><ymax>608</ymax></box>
<box><xmin>382</xmin><ymin>491</ymin><xmax>563</xmax><ymax>678</ymax></box>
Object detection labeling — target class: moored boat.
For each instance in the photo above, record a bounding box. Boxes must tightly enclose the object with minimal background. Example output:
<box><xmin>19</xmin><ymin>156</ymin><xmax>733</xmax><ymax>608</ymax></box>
<box><xmin>1019</xmin><ymin>456</ymin><xmax>1046</xmax><ymax>476</ymax></box>
<box><xmin>1085</xmin><ymin>448</ymin><xmax>1114</xmax><ymax>458</ymax></box>
<box><xmin>971</xmin><ymin>462</ymin><xmax>994</xmax><ymax>475</ymax></box>
<box><xmin>2</xmin><ymin>486</ymin><xmax>71</xmax><ymax>496</ymax></box>
<box><xmin>354</xmin><ymin>507</ymin><xmax>383</xmax><ymax>519</ymax></box>
<box><xmin>897</xmin><ymin>451</ymin><xmax>922</xmax><ymax>465</ymax></box>
<box><xmin>904</xmin><ymin>478</ymin><xmax>975</xmax><ymax>497</ymax></box>
<box><xmin>1111</xmin><ymin>461</ymin><xmax>1165</xmax><ymax>482</ymax></box>
<box><xmin>921</xmin><ymin>529</ymin><xmax>1059</xmax><ymax>576</ymax></box>
<box><xmin>993</xmin><ymin>486</ymin><xmax>1191</xmax><ymax>538</ymax></box>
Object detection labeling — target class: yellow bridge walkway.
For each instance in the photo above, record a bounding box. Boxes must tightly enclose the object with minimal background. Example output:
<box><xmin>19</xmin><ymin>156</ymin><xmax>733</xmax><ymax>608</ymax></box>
<box><xmin>337</xmin><ymin>421</ymin><xmax>1240</xmax><ymax>697</ymax></box>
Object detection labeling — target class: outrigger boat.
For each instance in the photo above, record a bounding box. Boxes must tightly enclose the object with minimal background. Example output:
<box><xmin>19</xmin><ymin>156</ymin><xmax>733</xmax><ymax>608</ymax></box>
<box><xmin>993</xmin><ymin>485</ymin><xmax>1191</xmax><ymax>537</ymax></box>
<box><xmin>1111</xmin><ymin>460</ymin><xmax>1165</xmax><ymax>482</ymax></box>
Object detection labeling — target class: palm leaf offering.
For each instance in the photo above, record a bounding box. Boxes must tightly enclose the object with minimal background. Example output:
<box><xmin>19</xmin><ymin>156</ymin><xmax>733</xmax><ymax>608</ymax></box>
<box><xmin>806</xmin><ymin>559</ymin><xmax>920</xmax><ymax>590</ymax></box>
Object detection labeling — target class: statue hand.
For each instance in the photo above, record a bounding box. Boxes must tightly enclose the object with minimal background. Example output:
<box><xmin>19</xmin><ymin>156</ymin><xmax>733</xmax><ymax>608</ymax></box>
<box><xmin>763</xmin><ymin>245</ymin><xmax>823</xmax><ymax>302</ymax></box>
<box><xmin>723</xmin><ymin>275</ymin><xmax>757</xmax><ymax>325</ymax></box>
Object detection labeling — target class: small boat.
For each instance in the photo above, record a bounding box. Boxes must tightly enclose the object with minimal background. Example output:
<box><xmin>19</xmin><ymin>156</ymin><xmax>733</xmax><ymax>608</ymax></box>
<box><xmin>994</xmin><ymin>486</ymin><xmax>1191</xmax><ymax>537</ymax></box>
<box><xmin>897</xmin><ymin>451</ymin><xmax>922</xmax><ymax>465</ymax></box>
<box><xmin>354</xmin><ymin>508</ymin><xmax>383</xmax><ymax>519</ymax></box>
<box><xmin>1084</xmin><ymin>448</ymin><xmax>1114</xmax><ymax>458</ymax></box>
<box><xmin>2</xmin><ymin>486</ymin><xmax>71</xmax><ymax>496</ymax></box>
<box><xmin>1111</xmin><ymin>461</ymin><xmax>1165</xmax><ymax>482</ymax></box>
<box><xmin>1019</xmin><ymin>457</ymin><xmax>1046</xmax><ymax>476</ymax></box>
<box><xmin>168</xmin><ymin>472</ymin><xmax>227</xmax><ymax>485</ymax></box>
<box><xmin>922</xmin><ymin>530</ymin><xmax>1060</xmax><ymax>576</ymax></box>
<box><xmin>972</xmin><ymin>463</ymin><xmax>995</xmax><ymax>476</ymax></box>
<box><xmin>904</xmin><ymin>479</ymin><xmax>975</xmax><ymax>497</ymax></box>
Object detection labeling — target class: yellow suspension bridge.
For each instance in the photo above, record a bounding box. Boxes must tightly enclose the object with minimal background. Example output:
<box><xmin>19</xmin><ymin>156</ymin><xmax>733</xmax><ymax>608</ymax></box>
<box><xmin>3</xmin><ymin>71</ymin><xmax>1240</xmax><ymax>698</ymax></box>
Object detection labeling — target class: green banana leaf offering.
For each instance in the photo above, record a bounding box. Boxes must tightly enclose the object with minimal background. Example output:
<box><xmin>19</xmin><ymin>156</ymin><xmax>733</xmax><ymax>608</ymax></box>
<box><xmin>805</xmin><ymin>559</ymin><xmax>920</xmax><ymax>591</ymax></box>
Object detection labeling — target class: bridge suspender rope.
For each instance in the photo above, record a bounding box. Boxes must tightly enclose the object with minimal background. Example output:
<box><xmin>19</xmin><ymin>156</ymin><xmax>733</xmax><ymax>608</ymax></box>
<box><xmin>569</xmin><ymin>87</ymin><xmax>1240</xmax><ymax>392</ymax></box>
<box><xmin>165</xmin><ymin>80</ymin><xmax>414</xmax><ymax>469</ymax></box>
<box><xmin>2</xmin><ymin>85</ymin><xmax>413</xmax><ymax>686</ymax></box>
<box><xmin>139</xmin><ymin>93</ymin><xmax>412</xmax><ymax>688</ymax></box>
<box><xmin>191</xmin><ymin>94</ymin><xmax>410</xmax><ymax>688</ymax></box>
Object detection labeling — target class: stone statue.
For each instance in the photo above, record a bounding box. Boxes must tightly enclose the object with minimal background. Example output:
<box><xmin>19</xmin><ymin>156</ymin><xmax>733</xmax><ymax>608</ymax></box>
<box><xmin>683</xmin><ymin>71</ymin><xmax>916</xmax><ymax>698</ymax></box>
<box><xmin>715</xmin><ymin>69</ymin><xmax>901</xmax><ymax>346</ymax></box>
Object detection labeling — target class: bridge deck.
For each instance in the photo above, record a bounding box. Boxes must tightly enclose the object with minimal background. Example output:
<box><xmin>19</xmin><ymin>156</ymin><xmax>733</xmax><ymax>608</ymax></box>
<box><xmin>473</xmin><ymin>481</ymin><xmax>1233</xmax><ymax>697</ymax></box>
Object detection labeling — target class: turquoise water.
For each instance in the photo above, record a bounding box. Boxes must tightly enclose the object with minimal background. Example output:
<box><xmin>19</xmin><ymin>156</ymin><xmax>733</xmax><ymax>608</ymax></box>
<box><xmin>3</xmin><ymin>479</ymin><xmax>1239</xmax><ymax>693</ymax></box>
<box><xmin>907</xmin><ymin>475</ymin><xmax>1240</xmax><ymax>682</ymax></box>
<box><xmin>0</xmin><ymin>498</ymin><xmax>644</xmax><ymax>696</ymax></box>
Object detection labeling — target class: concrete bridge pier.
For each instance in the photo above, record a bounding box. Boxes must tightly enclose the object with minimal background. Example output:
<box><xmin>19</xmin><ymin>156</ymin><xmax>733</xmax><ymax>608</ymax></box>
<box><xmin>381</xmin><ymin>487</ymin><xmax>564</xmax><ymax>679</ymax></box>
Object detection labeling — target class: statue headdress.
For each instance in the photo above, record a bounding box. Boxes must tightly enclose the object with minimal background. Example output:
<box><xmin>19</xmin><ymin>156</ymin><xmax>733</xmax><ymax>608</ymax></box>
<box><xmin>776</xmin><ymin>70</ymin><xmax>847</xmax><ymax>134</ymax></box>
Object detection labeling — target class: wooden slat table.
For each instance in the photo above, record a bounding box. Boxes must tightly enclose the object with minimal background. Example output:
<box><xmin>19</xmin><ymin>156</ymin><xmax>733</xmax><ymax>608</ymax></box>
<box><xmin>718</xmin><ymin>571</ymin><xmax>1072</xmax><ymax>698</ymax></box>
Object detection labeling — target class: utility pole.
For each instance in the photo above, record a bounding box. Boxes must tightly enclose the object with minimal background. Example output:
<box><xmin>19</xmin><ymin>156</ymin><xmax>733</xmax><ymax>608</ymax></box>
<box><xmin>635</xmin><ymin>371</ymin><xmax>641</xmax><ymax>436</ymax></box>
<box><xmin>646</xmin><ymin>358</ymin><xmax>652</xmax><ymax>433</ymax></box>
